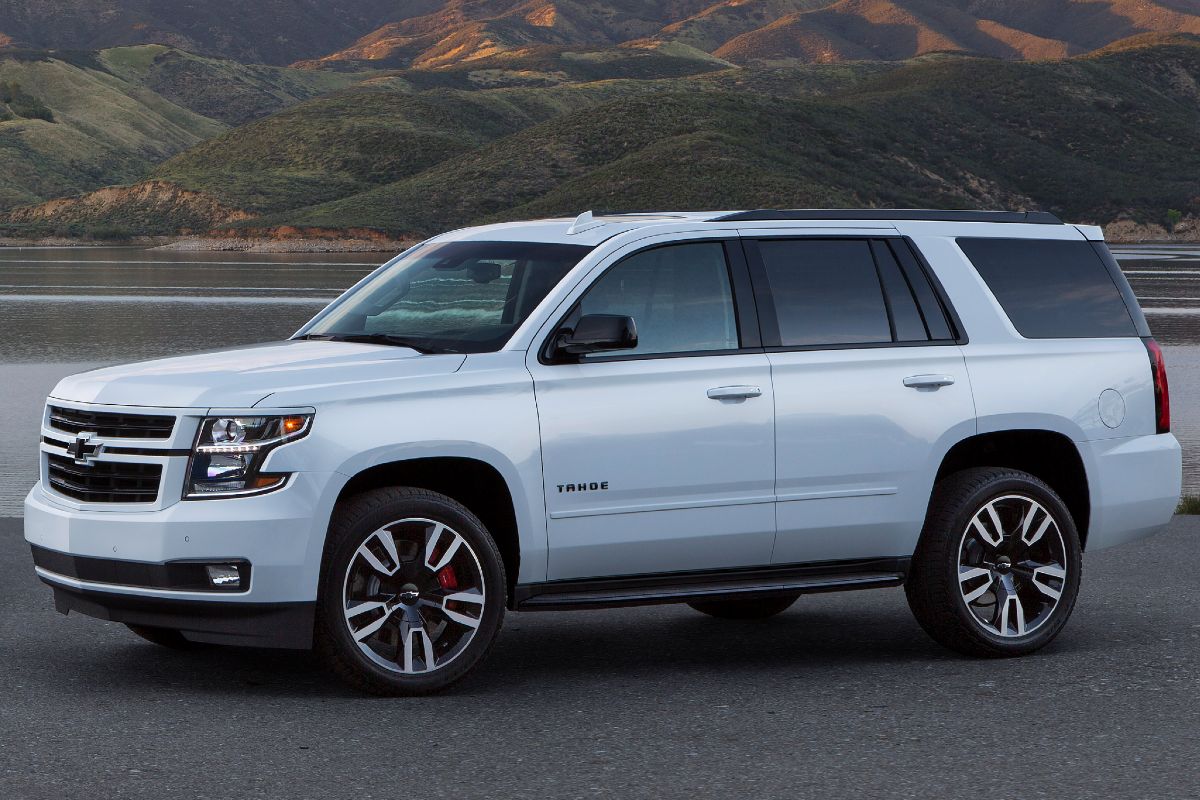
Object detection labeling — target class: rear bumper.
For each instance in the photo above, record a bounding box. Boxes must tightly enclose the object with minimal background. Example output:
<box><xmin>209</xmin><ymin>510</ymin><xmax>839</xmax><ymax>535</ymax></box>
<box><xmin>1082</xmin><ymin>433</ymin><xmax>1182</xmax><ymax>551</ymax></box>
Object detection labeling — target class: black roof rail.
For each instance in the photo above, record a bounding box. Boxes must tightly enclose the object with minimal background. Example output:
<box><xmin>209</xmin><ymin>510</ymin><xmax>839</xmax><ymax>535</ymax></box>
<box><xmin>713</xmin><ymin>209</ymin><xmax>1063</xmax><ymax>224</ymax></box>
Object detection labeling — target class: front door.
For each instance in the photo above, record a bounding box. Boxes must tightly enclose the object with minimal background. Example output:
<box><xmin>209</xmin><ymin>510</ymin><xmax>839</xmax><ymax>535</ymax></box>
<box><xmin>528</xmin><ymin>238</ymin><xmax>776</xmax><ymax>580</ymax></box>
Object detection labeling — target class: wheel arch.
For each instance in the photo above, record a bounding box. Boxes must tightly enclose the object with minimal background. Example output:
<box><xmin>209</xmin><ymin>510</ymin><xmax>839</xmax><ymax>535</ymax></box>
<box><xmin>935</xmin><ymin>429</ymin><xmax>1091</xmax><ymax>548</ymax></box>
<box><xmin>333</xmin><ymin>456</ymin><xmax>524</xmax><ymax>604</ymax></box>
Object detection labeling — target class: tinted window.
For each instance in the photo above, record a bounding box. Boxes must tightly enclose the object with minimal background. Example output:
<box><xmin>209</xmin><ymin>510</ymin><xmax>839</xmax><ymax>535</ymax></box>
<box><xmin>957</xmin><ymin>238</ymin><xmax>1136</xmax><ymax>338</ymax></box>
<box><xmin>889</xmin><ymin>240</ymin><xmax>955</xmax><ymax>340</ymax></box>
<box><xmin>871</xmin><ymin>240</ymin><xmax>928</xmax><ymax>342</ymax></box>
<box><xmin>574</xmin><ymin>242</ymin><xmax>738</xmax><ymax>357</ymax></box>
<box><xmin>757</xmin><ymin>240</ymin><xmax>891</xmax><ymax>346</ymax></box>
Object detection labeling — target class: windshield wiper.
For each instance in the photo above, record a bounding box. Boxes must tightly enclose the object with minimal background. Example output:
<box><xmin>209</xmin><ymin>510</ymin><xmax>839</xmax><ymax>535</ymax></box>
<box><xmin>294</xmin><ymin>333</ymin><xmax>442</xmax><ymax>354</ymax></box>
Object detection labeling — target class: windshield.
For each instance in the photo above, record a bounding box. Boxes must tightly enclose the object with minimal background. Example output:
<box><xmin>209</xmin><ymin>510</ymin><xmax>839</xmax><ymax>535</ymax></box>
<box><xmin>298</xmin><ymin>240</ymin><xmax>592</xmax><ymax>354</ymax></box>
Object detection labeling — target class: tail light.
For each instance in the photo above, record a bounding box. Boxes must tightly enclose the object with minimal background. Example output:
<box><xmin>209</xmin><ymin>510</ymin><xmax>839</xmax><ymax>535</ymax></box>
<box><xmin>1143</xmin><ymin>337</ymin><xmax>1170</xmax><ymax>434</ymax></box>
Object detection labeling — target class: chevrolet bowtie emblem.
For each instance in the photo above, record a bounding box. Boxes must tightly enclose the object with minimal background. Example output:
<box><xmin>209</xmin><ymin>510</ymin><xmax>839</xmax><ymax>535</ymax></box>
<box><xmin>69</xmin><ymin>432</ymin><xmax>103</xmax><ymax>466</ymax></box>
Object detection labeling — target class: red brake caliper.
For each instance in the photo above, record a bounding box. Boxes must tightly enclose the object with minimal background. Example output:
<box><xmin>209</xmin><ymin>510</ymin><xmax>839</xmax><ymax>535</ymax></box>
<box><xmin>437</xmin><ymin>565</ymin><xmax>459</xmax><ymax>590</ymax></box>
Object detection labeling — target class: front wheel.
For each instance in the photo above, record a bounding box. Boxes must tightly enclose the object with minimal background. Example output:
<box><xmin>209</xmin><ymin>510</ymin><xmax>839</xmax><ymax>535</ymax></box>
<box><xmin>315</xmin><ymin>487</ymin><xmax>506</xmax><ymax>695</ymax></box>
<box><xmin>905</xmin><ymin>467</ymin><xmax>1082</xmax><ymax>657</ymax></box>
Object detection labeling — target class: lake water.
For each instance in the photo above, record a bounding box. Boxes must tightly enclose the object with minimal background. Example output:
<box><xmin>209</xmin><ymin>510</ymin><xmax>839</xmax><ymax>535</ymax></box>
<box><xmin>0</xmin><ymin>248</ymin><xmax>376</xmax><ymax>516</ymax></box>
<box><xmin>1</xmin><ymin>245</ymin><xmax>1198</xmax><ymax>516</ymax></box>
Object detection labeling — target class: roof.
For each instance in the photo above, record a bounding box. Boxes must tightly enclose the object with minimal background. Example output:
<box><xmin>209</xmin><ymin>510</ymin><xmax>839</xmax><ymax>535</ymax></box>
<box><xmin>439</xmin><ymin>209</ymin><xmax>1069</xmax><ymax>247</ymax></box>
<box><xmin>714</xmin><ymin>209</ymin><xmax>1062</xmax><ymax>224</ymax></box>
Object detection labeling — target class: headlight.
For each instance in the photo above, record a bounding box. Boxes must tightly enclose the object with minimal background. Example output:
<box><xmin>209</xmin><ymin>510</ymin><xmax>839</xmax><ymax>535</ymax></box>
<box><xmin>185</xmin><ymin>414</ymin><xmax>312</xmax><ymax>499</ymax></box>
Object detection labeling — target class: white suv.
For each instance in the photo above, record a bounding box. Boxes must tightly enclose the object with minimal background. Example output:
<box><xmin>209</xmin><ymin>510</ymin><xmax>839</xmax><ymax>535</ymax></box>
<box><xmin>24</xmin><ymin>210</ymin><xmax>1181</xmax><ymax>694</ymax></box>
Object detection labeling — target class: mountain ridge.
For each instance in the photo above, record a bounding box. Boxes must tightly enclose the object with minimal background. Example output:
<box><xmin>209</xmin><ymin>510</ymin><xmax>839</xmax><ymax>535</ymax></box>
<box><xmin>708</xmin><ymin>0</ymin><xmax>1200</xmax><ymax>63</ymax></box>
<box><xmin>306</xmin><ymin>0</ymin><xmax>1200</xmax><ymax>68</ymax></box>
<box><xmin>5</xmin><ymin>36</ymin><xmax>1198</xmax><ymax>239</ymax></box>
<box><xmin>0</xmin><ymin>0</ymin><xmax>405</xmax><ymax>65</ymax></box>
<box><xmin>5</xmin><ymin>1</ymin><xmax>1200</xmax><ymax>68</ymax></box>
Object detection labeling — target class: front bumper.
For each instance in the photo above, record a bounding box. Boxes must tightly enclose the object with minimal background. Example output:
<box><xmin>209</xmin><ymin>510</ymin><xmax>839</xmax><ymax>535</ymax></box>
<box><xmin>45</xmin><ymin>581</ymin><xmax>314</xmax><ymax>648</ymax></box>
<box><xmin>24</xmin><ymin>471</ymin><xmax>341</xmax><ymax>648</ymax></box>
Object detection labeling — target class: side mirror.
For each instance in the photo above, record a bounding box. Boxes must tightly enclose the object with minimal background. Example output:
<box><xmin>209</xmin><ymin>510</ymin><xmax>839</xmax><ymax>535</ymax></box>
<box><xmin>555</xmin><ymin>314</ymin><xmax>638</xmax><ymax>357</ymax></box>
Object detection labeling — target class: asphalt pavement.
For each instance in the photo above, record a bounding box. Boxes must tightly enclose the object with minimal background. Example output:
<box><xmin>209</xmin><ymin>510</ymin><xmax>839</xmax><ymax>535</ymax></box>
<box><xmin>2</xmin><ymin>515</ymin><xmax>1198</xmax><ymax>799</ymax></box>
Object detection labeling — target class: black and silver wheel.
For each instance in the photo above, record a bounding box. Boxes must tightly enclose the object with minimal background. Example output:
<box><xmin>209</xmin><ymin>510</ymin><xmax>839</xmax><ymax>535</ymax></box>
<box><xmin>316</xmin><ymin>487</ymin><xmax>506</xmax><ymax>695</ymax></box>
<box><xmin>687</xmin><ymin>593</ymin><xmax>799</xmax><ymax>620</ymax></box>
<box><xmin>906</xmin><ymin>467</ymin><xmax>1082</xmax><ymax>657</ymax></box>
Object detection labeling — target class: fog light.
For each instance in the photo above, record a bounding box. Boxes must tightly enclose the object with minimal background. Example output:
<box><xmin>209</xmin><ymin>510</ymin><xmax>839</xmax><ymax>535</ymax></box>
<box><xmin>205</xmin><ymin>564</ymin><xmax>241</xmax><ymax>589</ymax></box>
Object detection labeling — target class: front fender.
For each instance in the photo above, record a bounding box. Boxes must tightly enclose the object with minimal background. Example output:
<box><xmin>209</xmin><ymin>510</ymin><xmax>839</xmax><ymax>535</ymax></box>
<box><xmin>268</xmin><ymin>354</ymin><xmax>548</xmax><ymax>584</ymax></box>
<box><xmin>329</xmin><ymin>441</ymin><xmax>547</xmax><ymax>585</ymax></box>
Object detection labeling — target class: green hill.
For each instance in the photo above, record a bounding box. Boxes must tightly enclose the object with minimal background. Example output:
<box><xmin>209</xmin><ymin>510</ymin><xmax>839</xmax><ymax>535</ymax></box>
<box><xmin>0</xmin><ymin>49</ymin><xmax>224</xmax><ymax>210</ymax></box>
<box><xmin>99</xmin><ymin>45</ymin><xmax>368</xmax><ymax>125</ymax></box>
<box><xmin>152</xmin><ymin>86</ymin><xmax>601</xmax><ymax>216</ymax></box>
<box><xmin>150</xmin><ymin>45</ymin><xmax>733</xmax><ymax>217</ymax></box>
<box><xmin>0</xmin><ymin>0</ymin><xmax>403</xmax><ymax>65</ymax></box>
<box><xmin>0</xmin><ymin>45</ymin><xmax>381</xmax><ymax>213</ymax></box>
<box><xmin>271</xmin><ymin>40</ymin><xmax>1200</xmax><ymax>236</ymax></box>
<box><xmin>6</xmin><ymin>38</ymin><xmax>1200</xmax><ymax>238</ymax></box>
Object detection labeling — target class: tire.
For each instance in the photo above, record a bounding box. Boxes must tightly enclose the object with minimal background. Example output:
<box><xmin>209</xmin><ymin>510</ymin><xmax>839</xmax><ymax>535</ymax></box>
<box><xmin>315</xmin><ymin>487</ymin><xmax>506</xmax><ymax>696</ymax></box>
<box><xmin>687</xmin><ymin>594</ymin><xmax>800</xmax><ymax>620</ymax></box>
<box><xmin>125</xmin><ymin>624</ymin><xmax>199</xmax><ymax>650</ymax></box>
<box><xmin>905</xmin><ymin>467</ymin><xmax>1082</xmax><ymax>658</ymax></box>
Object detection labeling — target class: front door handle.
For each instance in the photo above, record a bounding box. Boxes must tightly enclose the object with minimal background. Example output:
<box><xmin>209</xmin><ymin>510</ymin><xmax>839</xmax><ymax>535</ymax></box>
<box><xmin>707</xmin><ymin>385</ymin><xmax>763</xmax><ymax>400</ymax></box>
<box><xmin>903</xmin><ymin>374</ymin><xmax>956</xmax><ymax>390</ymax></box>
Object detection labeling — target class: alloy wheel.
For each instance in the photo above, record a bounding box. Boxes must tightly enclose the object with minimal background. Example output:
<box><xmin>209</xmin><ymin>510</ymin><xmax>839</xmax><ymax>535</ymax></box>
<box><xmin>341</xmin><ymin>518</ymin><xmax>487</xmax><ymax>674</ymax></box>
<box><xmin>956</xmin><ymin>494</ymin><xmax>1068</xmax><ymax>637</ymax></box>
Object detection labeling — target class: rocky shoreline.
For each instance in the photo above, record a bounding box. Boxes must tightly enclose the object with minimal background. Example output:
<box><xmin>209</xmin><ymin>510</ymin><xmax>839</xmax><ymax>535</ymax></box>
<box><xmin>0</xmin><ymin>235</ymin><xmax>411</xmax><ymax>252</ymax></box>
<box><xmin>154</xmin><ymin>235</ymin><xmax>413</xmax><ymax>253</ymax></box>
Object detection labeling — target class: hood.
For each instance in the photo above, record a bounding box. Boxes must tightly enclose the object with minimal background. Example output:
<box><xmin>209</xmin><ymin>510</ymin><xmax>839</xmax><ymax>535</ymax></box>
<box><xmin>51</xmin><ymin>340</ymin><xmax>467</xmax><ymax>409</ymax></box>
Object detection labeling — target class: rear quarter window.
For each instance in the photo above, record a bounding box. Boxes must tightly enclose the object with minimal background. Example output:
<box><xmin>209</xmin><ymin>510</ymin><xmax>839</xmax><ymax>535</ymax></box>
<box><xmin>956</xmin><ymin>238</ymin><xmax>1137</xmax><ymax>338</ymax></box>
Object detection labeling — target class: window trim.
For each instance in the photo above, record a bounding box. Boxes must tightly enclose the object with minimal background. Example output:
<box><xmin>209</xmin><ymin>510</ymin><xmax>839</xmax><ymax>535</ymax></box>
<box><xmin>538</xmin><ymin>239</ymin><xmax>762</xmax><ymax>365</ymax></box>
<box><xmin>893</xmin><ymin>236</ymin><xmax>968</xmax><ymax>344</ymax></box>
<box><xmin>870</xmin><ymin>239</ymin><xmax>941</xmax><ymax>342</ymax></box>
<box><xmin>868</xmin><ymin>239</ymin><xmax>900</xmax><ymax>342</ymax></box>
<box><xmin>1090</xmin><ymin>241</ymin><xmax>1151</xmax><ymax>338</ymax></box>
<box><xmin>742</xmin><ymin>234</ymin><xmax>967</xmax><ymax>353</ymax></box>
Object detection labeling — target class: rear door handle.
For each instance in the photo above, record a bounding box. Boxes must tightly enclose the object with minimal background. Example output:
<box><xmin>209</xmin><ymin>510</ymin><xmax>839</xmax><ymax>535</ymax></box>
<box><xmin>707</xmin><ymin>385</ymin><xmax>763</xmax><ymax>400</ymax></box>
<box><xmin>903</xmin><ymin>374</ymin><xmax>956</xmax><ymax>390</ymax></box>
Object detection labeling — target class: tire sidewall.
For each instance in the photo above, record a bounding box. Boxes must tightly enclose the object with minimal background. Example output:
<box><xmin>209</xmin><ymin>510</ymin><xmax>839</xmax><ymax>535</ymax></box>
<box><xmin>319</xmin><ymin>491</ymin><xmax>506</xmax><ymax>693</ymax></box>
<box><xmin>941</xmin><ymin>475</ymin><xmax>1082</xmax><ymax>653</ymax></box>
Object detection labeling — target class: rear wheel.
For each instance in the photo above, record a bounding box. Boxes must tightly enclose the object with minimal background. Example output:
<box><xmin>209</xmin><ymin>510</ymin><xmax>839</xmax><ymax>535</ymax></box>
<box><xmin>687</xmin><ymin>594</ymin><xmax>799</xmax><ymax>620</ymax></box>
<box><xmin>906</xmin><ymin>468</ymin><xmax>1082</xmax><ymax>657</ymax></box>
<box><xmin>316</xmin><ymin>487</ymin><xmax>506</xmax><ymax>696</ymax></box>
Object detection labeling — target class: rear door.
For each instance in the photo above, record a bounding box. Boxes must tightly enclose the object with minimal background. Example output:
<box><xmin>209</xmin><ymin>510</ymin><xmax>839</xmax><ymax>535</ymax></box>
<box><xmin>742</xmin><ymin>234</ymin><xmax>977</xmax><ymax>564</ymax></box>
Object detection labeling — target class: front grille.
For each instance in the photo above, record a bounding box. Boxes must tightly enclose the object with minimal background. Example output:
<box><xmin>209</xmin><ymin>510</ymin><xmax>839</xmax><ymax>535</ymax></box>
<box><xmin>47</xmin><ymin>453</ymin><xmax>162</xmax><ymax>504</ymax></box>
<box><xmin>48</xmin><ymin>405</ymin><xmax>175</xmax><ymax>439</ymax></box>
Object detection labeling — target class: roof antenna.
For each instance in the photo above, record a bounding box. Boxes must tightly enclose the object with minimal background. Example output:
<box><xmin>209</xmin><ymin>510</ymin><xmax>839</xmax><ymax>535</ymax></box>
<box><xmin>567</xmin><ymin>210</ymin><xmax>600</xmax><ymax>235</ymax></box>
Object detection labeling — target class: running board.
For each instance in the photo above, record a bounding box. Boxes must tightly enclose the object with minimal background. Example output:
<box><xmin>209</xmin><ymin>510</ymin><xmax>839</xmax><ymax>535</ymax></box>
<box><xmin>514</xmin><ymin>558</ymin><xmax>908</xmax><ymax>611</ymax></box>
